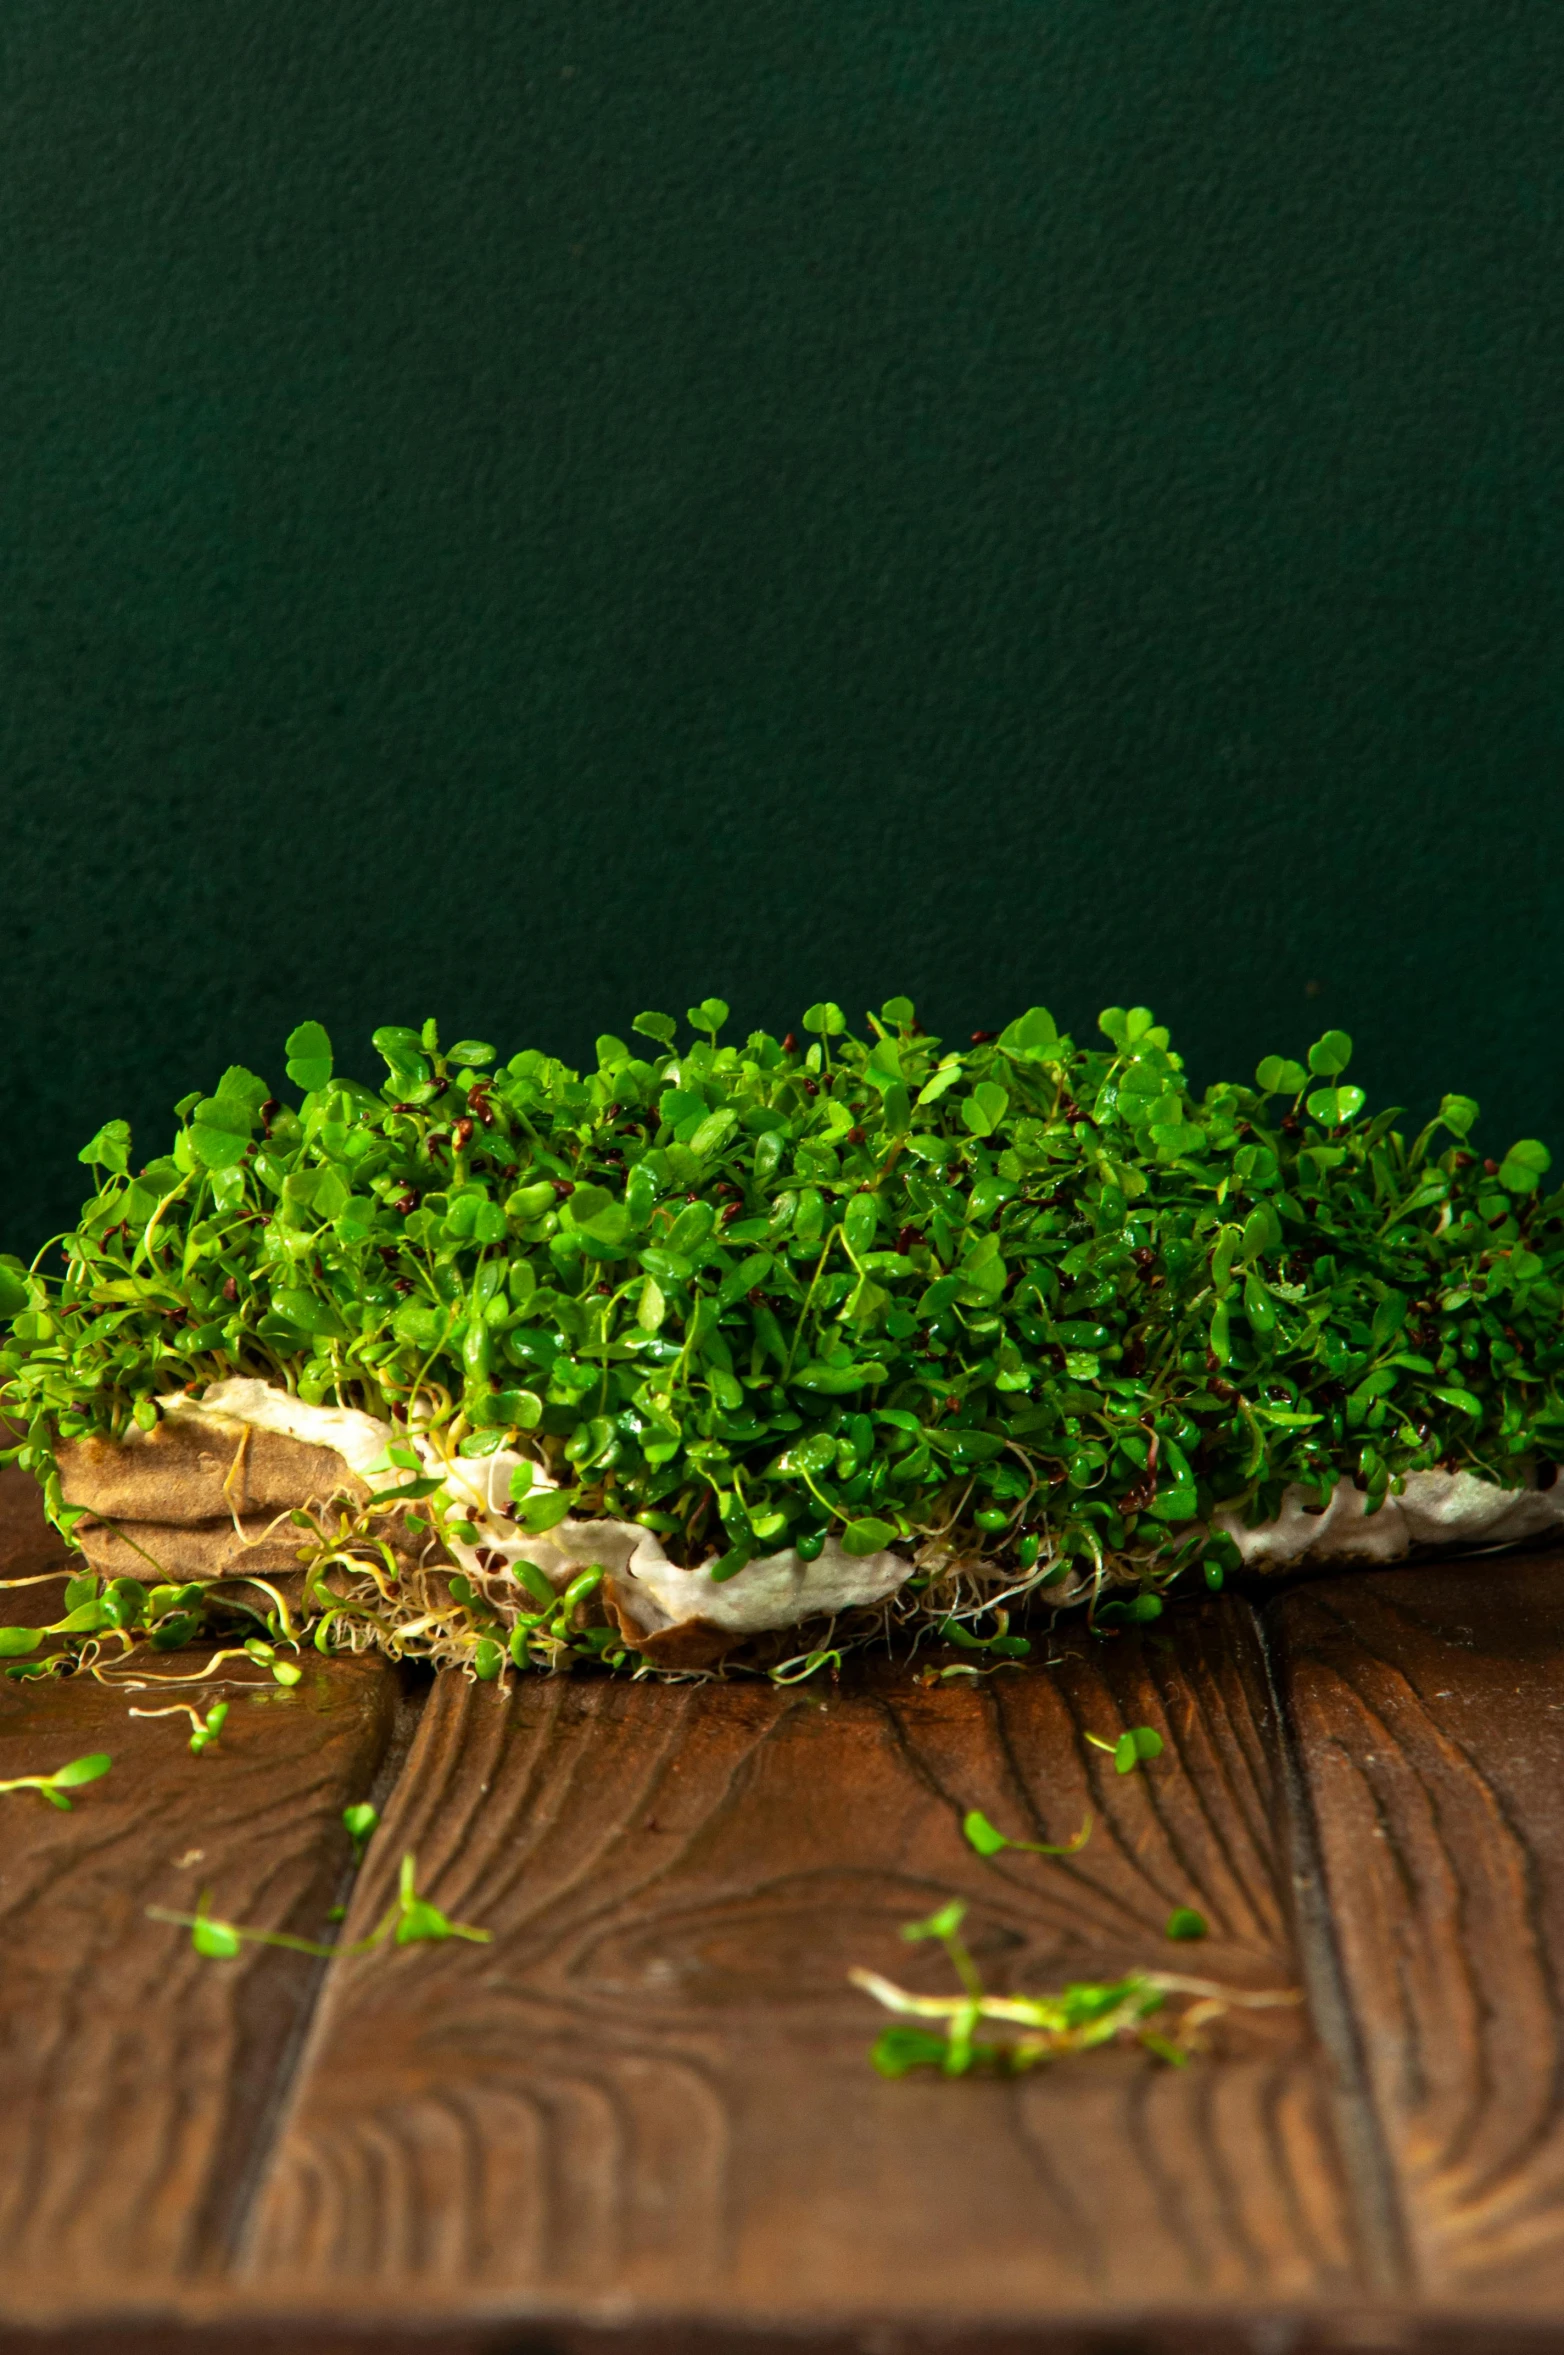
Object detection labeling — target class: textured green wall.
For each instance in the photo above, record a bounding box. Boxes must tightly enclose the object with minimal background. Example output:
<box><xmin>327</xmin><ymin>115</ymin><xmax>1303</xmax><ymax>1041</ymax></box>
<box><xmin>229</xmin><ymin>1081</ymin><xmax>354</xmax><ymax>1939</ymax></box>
<box><xmin>2</xmin><ymin>1</ymin><xmax>1561</xmax><ymax>1249</ymax></box>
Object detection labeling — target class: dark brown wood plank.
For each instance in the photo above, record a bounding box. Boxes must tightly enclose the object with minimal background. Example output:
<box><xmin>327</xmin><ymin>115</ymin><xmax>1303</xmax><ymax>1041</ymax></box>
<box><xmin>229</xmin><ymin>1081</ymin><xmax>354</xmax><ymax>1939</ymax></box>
<box><xmin>1272</xmin><ymin>1554</ymin><xmax>1564</xmax><ymax>2308</ymax></box>
<box><xmin>0</xmin><ymin>1650</ymin><xmax>402</xmax><ymax>2309</ymax></box>
<box><xmin>242</xmin><ymin>1601</ymin><xmax>1370</xmax><ymax>2328</ymax></box>
<box><xmin>0</xmin><ymin>1462</ymin><xmax>72</xmax><ymax>1616</ymax></box>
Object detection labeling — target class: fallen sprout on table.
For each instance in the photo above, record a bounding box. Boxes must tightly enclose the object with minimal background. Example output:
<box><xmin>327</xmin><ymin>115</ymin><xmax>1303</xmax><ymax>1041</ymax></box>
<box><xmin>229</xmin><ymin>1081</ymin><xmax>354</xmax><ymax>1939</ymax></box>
<box><xmin>128</xmin><ymin>1697</ymin><xmax>228</xmax><ymax>1754</ymax></box>
<box><xmin>148</xmin><ymin>1849</ymin><xmax>489</xmax><ymax>1961</ymax></box>
<box><xmin>961</xmin><ymin>1806</ymin><xmax>1093</xmax><ymax>1858</ymax></box>
<box><xmin>0</xmin><ymin>1751</ymin><xmax>112</xmax><ymax>1810</ymax></box>
<box><xmin>1086</xmin><ymin>1724</ymin><xmax>1165</xmax><ymax>1773</ymax></box>
<box><xmin>863</xmin><ymin>1758</ymin><xmax>1250</xmax><ymax>2076</ymax></box>
<box><xmin>852</xmin><ymin>1899</ymin><xmax>1295</xmax><ymax>2076</ymax></box>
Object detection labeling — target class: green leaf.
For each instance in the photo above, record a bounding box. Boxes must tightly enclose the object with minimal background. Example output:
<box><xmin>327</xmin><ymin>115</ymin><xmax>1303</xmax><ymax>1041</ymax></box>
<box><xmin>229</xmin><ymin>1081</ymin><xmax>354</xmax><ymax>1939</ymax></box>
<box><xmin>963</xmin><ymin>1808</ymin><xmax>1009</xmax><ymax>1856</ymax></box>
<box><xmin>448</xmin><ymin>1039</ymin><xmax>496</xmax><ymax>1066</ymax></box>
<box><xmin>513</xmin><ymin>1488</ymin><xmax>573</xmax><ymax>1534</ymax></box>
<box><xmin>865</xmin><ymin>1037</ymin><xmax>904</xmax><ymax>1091</ymax></box>
<box><xmin>686</xmin><ymin>997</ymin><xmax>730</xmax><ymax>1038</ymax></box>
<box><xmin>871</xmin><ymin>2027</ymin><xmax>950</xmax><ymax>2078</ymax></box>
<box><xmin>1370</xmin><ymin>1290</ymin><xmax>1409</xmax><ymax>1351</ymax></box>
<box><xmin>631</xmin><ymin>1010</ymin><xmax>677</xmax><ymax>1047</ymax></box>
<box><xmin>801</xmin><ymin>1001</ymin><xmax>847</xmax><ymax>1037</ymax></box>
<box><xmin>961</xmin><ymin>1082</ymin><xmax>1010</xmax><ymax>1138</ymax></box>
<box><xmin>49</xmin><ymin>1601</ymin><xmax>114</xmax><ymax>1635</ymax></box>
<box><xmin>1255</xmin><ymin>1056</ymin><xmax>1307</xmax><ymax>1095</ymax></box>
<box><xmin>563</xmin><ymin>1183</ymin><xmax>615</xmax><ymax>1227</ymax></box>
<box><xmin>0</xmin><ymin>1262</ymin><xmax>31</xmax><ymax>1319</ymax></box>
<box><xmin>1438</xmin><ymin>1092</ymin><xmax>1479</xmax><ymax>1139</ymax></box>
<box><xmin>1431</xmin><ymin>1384</ymin><xmax>1483</xmax><ymax>1416</ymax></box>
<box><xmin>1306</xmin><ymin>1084</ymin><xmax>1367</xmax><ymax>1127</ymax></box>
<box><xmin>193</xmin><ymin>1917</ymin><xmax>243</xmax><ymax>1959</ymax></box>
<box><xmin>916</xmin><ymin>1059</ymin><xmax>964</xmax><ymax>1107</ymax></box>
<box><xmin>371</xmin><ymin>1026</ymin><xmax>431</xmax><ymax>1089</ymax></box>
<box><xmin>216</xmin><ymin>1065</ymin><xmax>271</xmax><ymax>1111</ymax></box>
<box><xmin>272</xmin><ymin>1289</ymin><xmax>347</xmax><ymax>1340</ymax></box>
<box><xmin>689</xmin><ymin>1108</ymin><xmax>738</xmax><ymax>1159</ymax></box>
<box><xmin>998</xmin><ymin>1006</ymin><xmax>1058</xmax><ymax>1057</ymax></box>
<box><xmin>284</xmin><ymin>1020</ymin><xmax>334</xmax><ymax>1094</ymax></box>
<box><xmin>79</xmin><ymin>1119</ymin><xmax>132</xmax><ymax>1174</ymax></box>
<box><xmin>842</xmin><ymin>1516</ymin><xmax>897</xmax><ymax>1556</ymax></box>
<box><xmin>792</xmin><ymin>1360</ymin><xmax>888</xmax><ymax>1394</ymax></box>
<box><xmin>903</xmin><ymin>1899</ymin><xmax>967</xmax><ymax>1943</ymax></box>
<box><xmin>342</xmin><ymin>1802</ymin><xmax>379</xmax><ymax>1850</ymax></box>
<box><xmin>1307</xmin><ymin>1029</ymin><xmax>1353</xmax><ymax>1079</ymax></box>
<box><xmin>1499</xmin><ymin>1138</ymin><xmax>1552</xmax><ymax>1195</ymax></box>
<box><xmin>49</xmin><ymin>1752</ymin><xmax>111</xmax><ymax>1788</ymax></box>
<box><xmin>1166</xmin><ymin>1907</ymin><xmax>1208</xmax><ymax>1942</ymax></box>
<box><xmin>0</xmin><ymin>1628</ymin><xmax>43</xmax><ymax>1657</ymax></box>
<box><xmin>1113</xmin><ymin>1726</ymin><xmax>1165</xmax><ymax>1774</ymax></box>
<box><xmin>189</xmin><ymin>1102</ymin><xmax>253</xmax><ymax>1170</ymax></box>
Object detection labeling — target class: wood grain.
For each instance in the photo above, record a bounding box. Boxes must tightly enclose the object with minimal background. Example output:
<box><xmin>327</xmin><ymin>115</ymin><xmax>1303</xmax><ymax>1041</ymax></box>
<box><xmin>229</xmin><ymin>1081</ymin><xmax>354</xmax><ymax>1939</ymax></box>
<box><xmin>0</xmin><ymin>1652</ymin><xmax>401</xmax><ymax>2310</ymax></box>
<box><xmin>0</xmin><ymin>1463</ymin><xmax>73</xmax><ymax>1623</ymax></box>
<box><xmin>1273</xmin><ymin>1555</ymin><xmax>1564</xmax><ymax>2306</ymax></box>
<box><xmin>243</xmin><ymin>1602</ymin><xmax>1369</xmax><ymax>2325</ymax></box>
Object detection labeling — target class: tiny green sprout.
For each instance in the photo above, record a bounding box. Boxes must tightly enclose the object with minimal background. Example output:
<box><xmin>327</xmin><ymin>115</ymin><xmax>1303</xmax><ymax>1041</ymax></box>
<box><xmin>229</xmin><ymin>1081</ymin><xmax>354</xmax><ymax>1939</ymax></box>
<box><xmin>0</xmin><ymin>1752</ymin><xmax>112</xmax><ymax>1810</ymax></box>
<box><xmin>131</xmin><ymin>1698</ymin><xmax>229</xmax><ymax>1753</ymax></box>
<box><xmin>937</xmin><ymin>1611</ymin><xmax>1031</xmax><ymax>1661</ymax></box>
<box><xmin>1166</xmin><ymin>1907</ymin><xmax>1208</xmax><ymax>1941</ymax></box>
<box><xmin>194</xmin><ymin>1704</ymin><xmax>227</xmax><ymax>1754</ymax></box>
<box><xmin>148</xmin><ymin>1850</ymin><xmax>491</xmax><ymax>1962</ymax></box>
<box><xmin>343</xmin><ymin>1801</ymin><xmax>379</xmax><ymax>1863</ymax></box>
<box><xmin>855</xmin><ymin>1903</ymin><xmax>1297</xmax><ymax>2076</ymax></box>
<box><xmin>962</xmin><ymin>1807</ymin><xmax>1093</xmax><ymax>1859</ymax></box>
<box><xmin>193</xmin><ymin>1914</ymin><xmax>243</xmax><ymax>1959</ymax></box>
<box><xmin>903</xmin><ymin>1898</ymin><xmax>970</xmax><ymax>1945</ymax></box>
<box><xmin>1086</xmin><ymin>1726</ymin><xmax>1166</xmax><ymax>1774</ymax></box>
<box><xmin>770</xmin><ymin>1645</ymin><xmax>843</xmax><ymax>1685</ymax></box>
<box><xmin>392</xmin><ymin>1850</ymin><xmax>490</xmax><ymax>1947</ymax></box>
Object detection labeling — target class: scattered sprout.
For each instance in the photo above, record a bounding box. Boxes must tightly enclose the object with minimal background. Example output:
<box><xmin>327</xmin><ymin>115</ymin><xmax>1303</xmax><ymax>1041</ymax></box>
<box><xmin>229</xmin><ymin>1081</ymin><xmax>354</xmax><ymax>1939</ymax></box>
<box><xmin>147</xmin><ymin>1850</ymin><xmax>489</xmax><ymax>1961</ymax></box>
<box><xmin>1085</xmin><ymin>1726</ymin><xmax>1165</xmax><ymax>1774</ymax></box>
<box><xmin>854</xmin><ymin>1897</ymin><xmax>1295</xmax><ymax>2075</ymax></box>
<box><xmin>342</xmin><ymin>1801</ymin><xmax>379</xmax><ymax>1862</ymax></box>
<box><xmin>128</xmin><ymin>1698</ymin><xmax>228</xmax><ymax>1754</ymax></box>
<box><xmin>962</xmin><ymin>1807</ymin><xmax>1092</xmax><ymax>1858</ymax></box>
<box><xmin>0</xmin><ymin>1752</ymin><xmax>112</xmax><ymax>1810</ymax></box>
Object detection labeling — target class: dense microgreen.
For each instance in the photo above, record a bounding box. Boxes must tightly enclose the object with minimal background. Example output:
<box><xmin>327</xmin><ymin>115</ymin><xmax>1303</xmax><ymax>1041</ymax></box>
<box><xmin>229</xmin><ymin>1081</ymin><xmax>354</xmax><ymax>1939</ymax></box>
<box><xmin>2</xmin><ymin>1000</ymin><xmax>1561</xmax><ymax>1671</ymax></box>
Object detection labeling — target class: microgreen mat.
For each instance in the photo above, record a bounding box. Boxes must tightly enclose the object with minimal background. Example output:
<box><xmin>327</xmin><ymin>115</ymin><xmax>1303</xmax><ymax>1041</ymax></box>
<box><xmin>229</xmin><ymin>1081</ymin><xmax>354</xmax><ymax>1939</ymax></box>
<box><xmin>1</xmin><ymin>998</ymin><xmax>1560</xmax><ymax>1679</ymax></box>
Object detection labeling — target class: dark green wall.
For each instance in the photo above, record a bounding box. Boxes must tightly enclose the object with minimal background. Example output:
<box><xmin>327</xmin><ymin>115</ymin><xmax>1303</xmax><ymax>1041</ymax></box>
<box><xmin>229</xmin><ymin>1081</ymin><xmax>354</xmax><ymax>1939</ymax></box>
<box><xmin>2</xmin><ymin>0</ymin><xmax>1561</xmax><ymax>1249</ymax></box>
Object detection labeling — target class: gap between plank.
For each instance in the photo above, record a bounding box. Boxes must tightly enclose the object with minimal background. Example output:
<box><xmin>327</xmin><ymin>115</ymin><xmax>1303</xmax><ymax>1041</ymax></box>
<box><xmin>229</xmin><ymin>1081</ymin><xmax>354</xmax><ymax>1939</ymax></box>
<box><xmin>1250</xmin><ymin>1593</ymin><xmax>1412</xmax><ymax>2300</ymax></box>
<box><xmin>209</xmin><ymin>1666</ymin><xmax>432</xmax><ymax>2269</ymax></box>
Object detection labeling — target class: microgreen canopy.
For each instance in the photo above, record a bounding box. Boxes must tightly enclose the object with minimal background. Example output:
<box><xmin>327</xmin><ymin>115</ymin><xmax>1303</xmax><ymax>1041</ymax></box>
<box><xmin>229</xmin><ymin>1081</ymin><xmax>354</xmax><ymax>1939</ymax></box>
<box><xmin>2</xmin><ymin>1002</ymin><xmax>1561</xmax><ymax>1650</ymax></box>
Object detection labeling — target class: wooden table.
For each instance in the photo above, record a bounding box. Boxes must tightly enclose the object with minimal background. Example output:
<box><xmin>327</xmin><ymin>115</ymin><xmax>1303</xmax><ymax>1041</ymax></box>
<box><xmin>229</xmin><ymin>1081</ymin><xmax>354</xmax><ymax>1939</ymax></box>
<box><xmin>4</xmin><ymin>1467</ymin><xmax>1564</xmax><ymax>2354</ymax></box>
